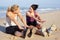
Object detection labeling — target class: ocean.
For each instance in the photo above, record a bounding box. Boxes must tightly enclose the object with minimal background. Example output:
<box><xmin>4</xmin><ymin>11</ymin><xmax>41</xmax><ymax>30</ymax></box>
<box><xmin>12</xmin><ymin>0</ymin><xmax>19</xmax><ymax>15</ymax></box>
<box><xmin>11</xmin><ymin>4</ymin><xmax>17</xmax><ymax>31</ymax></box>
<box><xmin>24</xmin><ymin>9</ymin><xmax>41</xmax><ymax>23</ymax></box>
<box><xmin>0</xmin><ymin>7</ymin><xmax>60</xmax><ymax>18</ymax></box>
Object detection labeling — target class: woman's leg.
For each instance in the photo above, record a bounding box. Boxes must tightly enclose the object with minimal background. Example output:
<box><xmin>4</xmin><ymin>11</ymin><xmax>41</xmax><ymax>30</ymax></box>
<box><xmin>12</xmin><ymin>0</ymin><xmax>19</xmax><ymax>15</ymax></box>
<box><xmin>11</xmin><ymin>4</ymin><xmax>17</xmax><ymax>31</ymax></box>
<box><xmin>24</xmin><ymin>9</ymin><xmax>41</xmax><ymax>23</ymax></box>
<box><xmin>36</xmin><ymin>24</ymin><xmax>42</xmax><ymax>29</ymax></box>
<box><xmin>22</xmin><ymin>27</ymin><xmax>28</xmax><ymax>38</ymax></box>
<box><xmin>36</xmin><ymin>19</ymin><xmax>46</xmax><ymax>29</ymax></box>
<box><xmin>28</xmin><ymin>25</ymin><xmax>33</xmax><ymax>37</ymax></box>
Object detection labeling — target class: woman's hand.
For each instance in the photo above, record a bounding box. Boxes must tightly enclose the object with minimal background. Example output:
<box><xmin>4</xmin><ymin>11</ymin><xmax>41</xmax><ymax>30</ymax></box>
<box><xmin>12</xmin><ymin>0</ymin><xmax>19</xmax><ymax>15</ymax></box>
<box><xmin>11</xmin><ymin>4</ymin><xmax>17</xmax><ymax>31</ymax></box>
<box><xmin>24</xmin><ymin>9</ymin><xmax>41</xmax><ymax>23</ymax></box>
<box><xmin>24</xmin><ymin>25</ymin><xmax>29</xmax><ymax>29</ymax></box>
<box><xmin>38</xmin><ymin>19</ymin><xmax>46</xmax><ymax>23</ymax></box>
<box><xmin>18</xmin><ymin>26</ymin><xmax>24</xmax><ymax>30</ymax></box>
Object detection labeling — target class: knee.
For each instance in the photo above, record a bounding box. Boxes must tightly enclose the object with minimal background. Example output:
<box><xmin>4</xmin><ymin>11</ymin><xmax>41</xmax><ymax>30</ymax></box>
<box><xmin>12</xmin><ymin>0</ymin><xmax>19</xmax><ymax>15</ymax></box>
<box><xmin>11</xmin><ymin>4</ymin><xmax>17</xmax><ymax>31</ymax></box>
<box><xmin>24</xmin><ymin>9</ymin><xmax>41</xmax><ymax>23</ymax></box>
<box><xmin>28</xmin><ymin>26</ymin><xmax>33</xmax><ymax>29</ymax></box>
<box><xmin>36</xmin><ymin>24</ymin><xmax>42</xmax><ymax>29</ymax></box>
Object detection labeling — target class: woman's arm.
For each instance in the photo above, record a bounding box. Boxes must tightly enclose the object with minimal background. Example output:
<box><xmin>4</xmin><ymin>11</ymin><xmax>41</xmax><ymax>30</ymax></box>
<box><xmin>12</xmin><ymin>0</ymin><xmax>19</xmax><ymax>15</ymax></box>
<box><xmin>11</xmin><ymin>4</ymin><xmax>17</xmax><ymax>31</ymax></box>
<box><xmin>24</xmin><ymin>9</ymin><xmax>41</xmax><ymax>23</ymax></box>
<box><xmin>26</xmin><ymin>12</ymin><xmax>39</xmax><ymax>21</ymax></box>
<box><xmin>36</xmin><ymin>12</ymin><xmax>41</xmax><ymax>20</ymax></box>
<box><xmin>7</xmin><ymin>12</ymin><xmax>23</xmax><ymax>29</ymax></box>
<box><xmin>17</xmin><ymin>12</ymin><xmax>28</xmax><ymax>28</ymax></box>
<box><xmin>36</xmin><ymin>12</ymin><xmax>46</xmax><ymax>23</ymax></box>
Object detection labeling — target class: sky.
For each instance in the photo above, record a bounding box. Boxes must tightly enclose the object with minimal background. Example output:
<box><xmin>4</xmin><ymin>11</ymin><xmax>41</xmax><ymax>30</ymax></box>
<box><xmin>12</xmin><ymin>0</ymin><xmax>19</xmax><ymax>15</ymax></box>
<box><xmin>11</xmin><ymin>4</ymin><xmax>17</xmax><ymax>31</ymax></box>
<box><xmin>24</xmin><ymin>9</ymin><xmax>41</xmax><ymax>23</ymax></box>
<box><xmin>0</xmin><ymin>0</ymin><xmax>60</xmax><ymax>8</ymax></box>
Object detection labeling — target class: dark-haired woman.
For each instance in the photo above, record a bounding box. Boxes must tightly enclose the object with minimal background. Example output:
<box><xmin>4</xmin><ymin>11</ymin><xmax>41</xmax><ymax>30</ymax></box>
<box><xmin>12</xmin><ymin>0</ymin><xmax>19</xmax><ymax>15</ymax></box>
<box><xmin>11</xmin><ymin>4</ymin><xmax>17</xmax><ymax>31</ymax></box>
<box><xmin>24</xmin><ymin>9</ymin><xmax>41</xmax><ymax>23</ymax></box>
<box><xmin>26</xmin><ymin>4</ymin><xmax>45</xmax><ymax>37</ymax></box>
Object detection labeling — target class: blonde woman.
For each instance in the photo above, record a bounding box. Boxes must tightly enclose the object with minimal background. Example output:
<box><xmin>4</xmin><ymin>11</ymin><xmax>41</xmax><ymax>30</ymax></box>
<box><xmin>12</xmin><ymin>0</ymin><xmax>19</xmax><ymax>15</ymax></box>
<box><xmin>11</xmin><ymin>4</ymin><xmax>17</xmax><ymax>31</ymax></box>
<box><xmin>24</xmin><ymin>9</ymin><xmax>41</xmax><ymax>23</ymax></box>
<box><xmin>6</xmin><ymin>5</ymin><xmax>28</xmax><ymax>38</ymax></box>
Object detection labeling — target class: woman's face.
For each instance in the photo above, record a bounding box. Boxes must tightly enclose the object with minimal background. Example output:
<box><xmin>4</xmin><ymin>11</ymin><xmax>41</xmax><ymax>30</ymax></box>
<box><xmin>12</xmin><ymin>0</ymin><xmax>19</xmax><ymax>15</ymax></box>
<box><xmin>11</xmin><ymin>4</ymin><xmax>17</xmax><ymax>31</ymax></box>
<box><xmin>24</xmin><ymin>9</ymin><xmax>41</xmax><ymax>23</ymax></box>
<box><xmin>14</xmin><ymin>8</ymin><xmax>20</xmax><ymax>14</ymax></box>
<box><xmin>29</xmin><ymin>7</ymin><xmax>34</xmax><ymax>12</ymax></box>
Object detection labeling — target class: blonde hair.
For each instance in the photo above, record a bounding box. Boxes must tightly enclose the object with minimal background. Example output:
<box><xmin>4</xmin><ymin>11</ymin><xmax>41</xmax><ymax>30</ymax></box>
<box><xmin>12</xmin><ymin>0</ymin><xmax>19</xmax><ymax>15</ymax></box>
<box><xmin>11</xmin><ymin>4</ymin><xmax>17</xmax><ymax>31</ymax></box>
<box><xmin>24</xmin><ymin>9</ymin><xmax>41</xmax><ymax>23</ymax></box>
<box><xmin>7</xmin><ymin>6</ymin><xmax>11</xmax><ymax>12</ymax></box>
<box><xmin>11</xmin><ymin>5</ymin><xmax>19</xmax><ymax>12</ymax></box>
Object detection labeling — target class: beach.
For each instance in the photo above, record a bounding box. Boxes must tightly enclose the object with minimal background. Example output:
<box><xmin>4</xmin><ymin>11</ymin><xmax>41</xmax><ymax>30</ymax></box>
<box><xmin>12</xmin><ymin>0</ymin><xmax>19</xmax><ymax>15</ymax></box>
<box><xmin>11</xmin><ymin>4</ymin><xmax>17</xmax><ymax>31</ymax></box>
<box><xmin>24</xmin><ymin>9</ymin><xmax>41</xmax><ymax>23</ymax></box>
<box><xmin>0</xmin><ymin>10</ymin><xmax>60</xmax><ymax>40</ymax></box>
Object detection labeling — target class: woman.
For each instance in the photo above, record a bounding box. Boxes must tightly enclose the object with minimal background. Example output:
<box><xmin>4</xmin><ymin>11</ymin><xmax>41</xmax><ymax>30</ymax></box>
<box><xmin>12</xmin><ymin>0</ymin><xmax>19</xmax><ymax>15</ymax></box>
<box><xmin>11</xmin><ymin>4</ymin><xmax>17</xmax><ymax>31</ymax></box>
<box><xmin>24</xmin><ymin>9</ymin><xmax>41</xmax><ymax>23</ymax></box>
<box><xmin>6</xmin><ymin>5</ymin><xmax>28</xmax><ymax>38</ymax></box>
<box><xmin>26</xmin><ymin>4</ymin><xmax>45</xmax><ymax>37</ymax></box>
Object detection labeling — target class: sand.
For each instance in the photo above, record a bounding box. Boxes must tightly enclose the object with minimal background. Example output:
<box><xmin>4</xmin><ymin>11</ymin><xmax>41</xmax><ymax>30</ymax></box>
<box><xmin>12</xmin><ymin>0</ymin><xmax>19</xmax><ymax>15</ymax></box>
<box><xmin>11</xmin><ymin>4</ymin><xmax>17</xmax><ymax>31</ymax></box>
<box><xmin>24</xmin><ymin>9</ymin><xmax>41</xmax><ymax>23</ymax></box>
<box><xmin>0</xmin><ymin>10</ymin><xmax>60</xmax><ymax>40</ymax></box>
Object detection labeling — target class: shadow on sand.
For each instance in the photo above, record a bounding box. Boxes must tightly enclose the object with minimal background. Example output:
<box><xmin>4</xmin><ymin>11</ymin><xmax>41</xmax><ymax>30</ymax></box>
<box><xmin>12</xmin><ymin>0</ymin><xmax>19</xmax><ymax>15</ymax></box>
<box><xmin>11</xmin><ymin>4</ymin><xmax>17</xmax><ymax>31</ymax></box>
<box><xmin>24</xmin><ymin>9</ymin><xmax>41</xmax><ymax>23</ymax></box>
<box><xmin>0</xmin><ymin>25</ymin><xmax>6</xmax><ymax>33</ymax></box>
